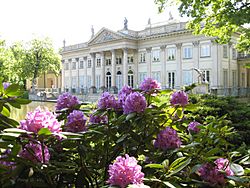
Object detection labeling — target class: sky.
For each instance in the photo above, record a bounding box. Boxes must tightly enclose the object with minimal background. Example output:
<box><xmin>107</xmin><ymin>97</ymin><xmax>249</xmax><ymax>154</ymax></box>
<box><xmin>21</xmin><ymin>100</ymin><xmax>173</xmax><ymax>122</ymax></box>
<box><xmin>0</xmin><ymin>0</ymin><xmax>186</xmax><ymax>50</ymax></box>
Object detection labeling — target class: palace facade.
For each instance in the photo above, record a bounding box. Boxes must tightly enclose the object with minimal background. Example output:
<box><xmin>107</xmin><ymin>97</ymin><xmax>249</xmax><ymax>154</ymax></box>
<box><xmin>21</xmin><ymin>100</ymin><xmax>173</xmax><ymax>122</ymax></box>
<box><xmin>61</xmin><ymin>19</ymin><xmax>250</xmax><ymax>95</ymax></box>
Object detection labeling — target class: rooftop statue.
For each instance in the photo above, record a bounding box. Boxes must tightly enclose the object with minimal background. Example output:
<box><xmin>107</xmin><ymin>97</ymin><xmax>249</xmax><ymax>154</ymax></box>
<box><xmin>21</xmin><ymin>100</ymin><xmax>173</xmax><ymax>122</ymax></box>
<box><xmin>124</xmin><ymin>17</ymin><xmax>128</xmax><ymax>30</ymax></box>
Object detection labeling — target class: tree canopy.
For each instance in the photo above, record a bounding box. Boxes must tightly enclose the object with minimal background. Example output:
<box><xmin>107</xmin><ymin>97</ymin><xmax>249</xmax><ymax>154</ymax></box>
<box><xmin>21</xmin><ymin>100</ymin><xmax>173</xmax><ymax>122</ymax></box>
<box><xmin>154</xmin><ymin>0</ymin><xmax>250</xmax><ymax>53</ymax></box>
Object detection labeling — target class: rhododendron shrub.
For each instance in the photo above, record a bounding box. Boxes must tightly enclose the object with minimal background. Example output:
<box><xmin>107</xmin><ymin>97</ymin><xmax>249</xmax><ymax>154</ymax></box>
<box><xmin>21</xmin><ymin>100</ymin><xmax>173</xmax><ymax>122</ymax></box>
<box><xmin>0</xmin><ymin>79</ymin><xmax>248</xmax><ymax>187</ymax></box>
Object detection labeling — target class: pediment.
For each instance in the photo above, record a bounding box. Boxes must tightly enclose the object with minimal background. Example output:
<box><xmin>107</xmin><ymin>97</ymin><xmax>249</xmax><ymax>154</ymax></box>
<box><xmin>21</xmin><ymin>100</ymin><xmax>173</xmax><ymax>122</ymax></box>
<box><xmin>88</xmin><ymin>28</ymin><xmax>124</xmax><ymax>45</ymax></box>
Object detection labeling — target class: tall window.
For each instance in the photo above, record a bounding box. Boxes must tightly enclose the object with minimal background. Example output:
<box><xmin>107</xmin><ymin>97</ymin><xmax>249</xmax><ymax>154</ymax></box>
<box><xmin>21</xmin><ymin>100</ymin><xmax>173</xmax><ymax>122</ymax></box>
<box><xmin>96</xmin><ymin>75</ymin><xmax>101</xmax><ymax>90</ymax></box>
<box><xmin>200</xmin><ymin>44</ymin><xmax>211</xmax><ymax>57</ymax></box>
<box><xmin>232</xmin><ymin>71</ymin><xmax>237</xmax><ymax>87</ymax></box>
<box><xmin>87</xmin><ymin>76</ymin><xmax>91</xmax><ymax>89</ymax></box>
<box><xmin>87</xmin><ymin>60</ymin><xmax>92</xmax><ymax>68</ymax></box>
<box><xmin>223</xmin><ymin>45</ymin><xmax>228</xmax><ymax>58</ymax></box>
<box><xmin>79</xmin><ymin>76</ymin><xmax>84</xmax><ymax>88</ymax></box>
<box><xmin>167</xmin><ymin>48</ymin><xmax>176</xmax><ymax>60</ymax></box>
<box><xmin>96</xmin><ymin>58</ymin><xmax>101</xmax><ymax>67</ymax></box>
<box><xmin>64</xmin><ymin>63</ymin><xmax>69</xmax><ymax>70</ymax></box>
<box><xmin>152</xmin><ymin>50</ymin><xmax>160</xmax><ymax>62</ymax></box>
<box><xmin>116</xmin><ymin>71</ymin><xmax>122</xmax><ymax>91</ymax></box>
<box><xmin>116</xmin><ymin>57</ymin><xmax>122</xmax><ymax>65</ymax></box>
<box><xmin>241</xmin><ymin>73</ymin><xmax>245</xmax><ymax>87</ymax></box>
<box><xmin>128</xmin><ymin>70</ymin><xmax>134</xmax><ymax>88</ymax></box>
<box><xmin>79</xmin><ymin>61</ymin><xmax>84</xmax><ymax>69</ymax></box>
<box><xmin>201</xmin><ymin>70</ymin><xmax>210</xmax><ymax>83</ymax></box>
<box><xmin>168</xmin><ymin>72</ymin><xmax>175</xmax><ymax>89</ymax></box>
<box><xmin>72</xmin><ymin>62</ymin><xmax>76</xmax><ymax>69</ymax></box>
<box><xmin>152</xmin><ymin>71</ymin><xmax>161</xmax><ymax>83</ymax></box>
<box><xmin>183</xmin><ymin>70</ymin><xmax>193</xmax><ymax>85</ymax></box>
<box><xmin>128</xmin><ymin>56</ymin><xmax>134</xmax><ymax>64</ymax></box>
<box><xmin>72</xmin><ymin>76</ymin><xmax>77</xmax><ymax>93</ymax></box>
<box><xmin>106</xmin><ymin>59</ymin><xmax>111</xmax><ymax>66</ymax></box>
<box><xmin>106</xmin><ymin>72</ymin><xmax>111</xmax><ymax>89</ymax></box>
<box><xmin>139</xmin><ymin>72</ymin><xmax>147</xmax><ymax>84</ymax></box>
<box><xmin>232</xmin><ymin>48</ymin><xmax>237</xmax><ymax>59</ymax></box>
<box><xmin>139</xmin><ymin>52</ymin><xmax>146</xmax><ymax>63</ymax></box>
<box><xmin>64</xmin><ymin>76</ymin><xmax>70</xmax><ymax>88</ymax></box>
<box><xmin>183</xmin><ymin>46</ymin><xmax>192</xmax><ymax>59</ymax></box>
<box><xmin>223</xmin><ymin>69</ymin><xmax>228</xmax><ymax>88</ymax></box>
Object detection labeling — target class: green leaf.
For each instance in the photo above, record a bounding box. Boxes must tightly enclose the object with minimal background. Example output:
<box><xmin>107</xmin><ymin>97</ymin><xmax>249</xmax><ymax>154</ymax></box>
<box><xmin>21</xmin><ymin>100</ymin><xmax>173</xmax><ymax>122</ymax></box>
<box><xmin>8</xmin><ymin>101</ymin><xmax>21</xmax><ymax>109</ymax></box>
<box><xmin>167</xmin><ymin>157</ymin><xmax>192</xmax><ymax>177</ymax></box>
<box><xmin>1</xmin><ymin>106</ymin><xmax>10</xmax><ymax>117</ymax></box>
<box><xmin>145</xmin><ymin>163</ymin><xmax>164</xmax><ymax>169</ymax></box>
<box><xmin>126</xmin><ymin>112</ymin><xmax>136</xmax><ymax>121</ymax></box>
<box><xmin>4</xmin><ymin>128</ymin><xmax>30</xmax><ymax>133</ymax></box>
<box><xmin>5</xmin><ymin>84</ymin><xmax>19</xmax><ymax>95</ymax></box>
<box><xmin>230</xmin><ymin>163</ymin><xmax>244</xmax><ymax>176</ymax></box>
<box><xmin>15</xmin><ymin>98</ymin><xmax>32</xmax><ymax>104</ymax></box>
<box><xmin>38</xmin><ymin>128</ymin><xmax>52</xmax><ymax>136</ymax></box>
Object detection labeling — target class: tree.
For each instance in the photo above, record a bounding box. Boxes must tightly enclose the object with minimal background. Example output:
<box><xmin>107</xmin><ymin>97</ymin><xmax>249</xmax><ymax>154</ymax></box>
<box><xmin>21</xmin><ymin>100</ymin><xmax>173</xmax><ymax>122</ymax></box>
<box><xmin>154</xmin><ymin>0</ymin><xmax>250</xmax><ymax>53</ymax></box>
<box><xmin>22</xmin><ymin>38</ymin><xmax>61</xmax><ymax>92</ymax></box>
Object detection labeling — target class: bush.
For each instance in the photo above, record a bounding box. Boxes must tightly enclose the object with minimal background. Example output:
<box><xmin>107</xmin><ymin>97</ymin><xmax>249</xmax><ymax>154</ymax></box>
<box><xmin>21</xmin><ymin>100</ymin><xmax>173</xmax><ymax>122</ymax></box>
<box><xmin>0</xmin><ymin>79</ymin><xmax>249</xmax><ymax>188</ymax></box>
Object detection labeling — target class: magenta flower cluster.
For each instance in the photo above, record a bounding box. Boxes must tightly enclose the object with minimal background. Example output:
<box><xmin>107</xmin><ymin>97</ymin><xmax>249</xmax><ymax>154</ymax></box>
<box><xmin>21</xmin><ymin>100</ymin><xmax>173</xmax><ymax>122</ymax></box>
<box><xmin>56</xmin><ymin>92</ymin><xmax>80</xmax><ymax>110</ymax></box>
<box><xmin>154</xmin><ymin>127</ymin><xmax>182</xmax><ymax>150</ymax></box>
<box><xmin>19</xmin><ymin>142</ymin><xmax>50</xmax><ymax>164</ymax></box>
<box><xmin>139</xmin><ymin>77</ymin><xmax>161</xmax><ymax>91</ymax></box>
<box><xmin>20</xmin><ymin>107</ymin><xmax>61</xmax><ymax>134</ymax></box>
<box><xmin>117</xmin><ymin>85</ymin><xmax>133</xmax><ymax>109</ymax></box>
<box><xmin>3</xmin><ymin>82</ymin><xmax>10</xmax><ymax>90</ymax></box>
<box><xmin>97</xmin><ymin>92</ymin><xmax>116</xmax><ymax>109</ymax></box>
<box><xmin>89</xmin><ymin>111</ymin><xmax>108</xmax><ymax>124</ymax></box>
<box><xmin>65</xmin><ymin>110</ymin><xmax>87</xmax><ymax>132</ymax></box>
<box><xmin>188</xmin><ymin>121</ymin><xmax>201</xmax><ymax>133</ymax></box>
<box><xmin>170</xmin><ymin>90</ymin><xmax>189</xmax><ymax>107</ymax></box>
<box><xmin>123</xmin><ymin>92</ymin><xmax>147</xmax><ymax>114</ymax></box>
<box><xmin>107</xmin><ymin>154</ymin><xmax>144</xmax><ymax>188</ymax></box>
<box><xmin>198</xmin><ymin>158</ymin><xmax>234</xmax><ymax>186</ymax></box>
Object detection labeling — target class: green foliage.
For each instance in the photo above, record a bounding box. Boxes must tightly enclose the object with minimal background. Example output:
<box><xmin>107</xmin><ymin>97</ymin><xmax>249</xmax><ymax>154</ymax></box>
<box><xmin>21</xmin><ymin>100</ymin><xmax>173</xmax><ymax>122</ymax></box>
<box><xmin>0</xmin><ymin>86</ymin><xmax>249</xmax><ymax>187</ymax></box>
<box><xmin>154</xmin><ymin>0</ymin><xmax>250</xmax><ymax>53</ymax></box>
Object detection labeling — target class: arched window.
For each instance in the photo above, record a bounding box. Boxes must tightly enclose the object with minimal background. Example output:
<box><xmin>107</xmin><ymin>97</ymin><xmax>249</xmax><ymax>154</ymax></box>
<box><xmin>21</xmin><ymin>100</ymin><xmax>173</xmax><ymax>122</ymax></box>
<box><xmin>128</xmin><ymin>70</ymin><xmax>134</xmax><ymax>88</ymax></box>
<box><xmin>116</xmin><ymin>71</ymin><xmax>122</xmax><ymax>91</ymax></box>
<box><xmin>106</xmin><ymin>72</ymin><xmax>111</xmax><ymax>90</ymax></box>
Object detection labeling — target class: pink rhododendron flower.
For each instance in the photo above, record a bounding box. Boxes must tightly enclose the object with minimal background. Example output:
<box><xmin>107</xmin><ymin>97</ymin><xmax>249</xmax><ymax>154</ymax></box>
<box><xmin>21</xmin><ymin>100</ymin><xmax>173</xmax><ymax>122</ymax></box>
<box><xmin>170</xmin><ymin>90</ymin><xmax>189</xmax><ymax>107</ymax></box>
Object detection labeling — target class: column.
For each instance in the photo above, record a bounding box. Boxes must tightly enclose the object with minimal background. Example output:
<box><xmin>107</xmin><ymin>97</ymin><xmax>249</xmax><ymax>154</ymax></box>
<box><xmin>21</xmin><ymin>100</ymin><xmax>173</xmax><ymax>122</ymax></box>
<box><xmin>84</xmin><ymin>56</ymin><xmax>88</xmax><ymax>93</ymax></box>
<box><xmin>211</xmin><ymin>40</ymin><xmax>219</xmax><ymax>88</ymax></box>
<box><xmin>90</xmin><ymin>53</ymin><xmax>96</xmax><ymax>93</ymax></box>
<box><xmin>75</xmin><ymin>58</ymin><xmax>79</xmax><ymax>93</ymax></box>
<box><xmin>123</xmin><ymin>48</ymin><xmax>128</xmax><ymax>86</ymax></box>
<box><xmin>111</xmin><ymin>49</ymin><xmax>117</xmax><ymax>93</ymax></box>
<box><xmin>146</xmin><ymin>47</ymin><xmax>152</xmax><ymax>77</ymax></box>
<box><xmin>100</xmin><ymin>52</ymin><xmax>105</xmax><ymax>89</ymax></box>
<box><xmin>176</xmin><ymin>43</ymin><xmax>182</xmax><ymax>89</ymax></box>
<box><xmin>160</xmin><ymin>45</ymin><xmax>166</xmax><ymax>88</ymax></box>
<box><xmin>68</xmin><ymin>59</ymin><xmax>72</xmax><ymax>92</ymax></box>
<box><xmin>193</xmin><ymin>41</ymin><xmax>199</xmax><ymax>84</ymax></box>
<box><xmin>133</xmin><ymin>49</ymin><xmax>138</xmax><ymax>88</ymax></box>
<box><xmin>61</xmin><ymin>60</ymin><xmax>65</xmax><ymax>92</ymax></box>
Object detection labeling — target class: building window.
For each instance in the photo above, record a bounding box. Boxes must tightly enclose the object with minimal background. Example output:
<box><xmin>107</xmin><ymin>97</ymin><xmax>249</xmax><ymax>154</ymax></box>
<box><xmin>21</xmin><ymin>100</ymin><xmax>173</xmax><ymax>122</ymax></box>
<box><xmin>223</xmin><ymin>69</ymin><xmax>228</xmax><ymax>87</ymax></box>
<box><xmin>168</xmin><ymin>72</ymin><xmax>175</xmax><ymax>89</ymax></box>
<box><xmin>139</xmin><ymin>72</ymin><xmax>147</xmax><ymax>84</ymax></box>
<box><xmin>64</xmin><ymin>76</ymin><xmax>70</xmax><ymax>88</ymax></box>
<box><xmin>106</xmin><ymin>58</ymin><xmax>111</xmax><ymax>66</ymax></box>
<box><xmin>72</xmin><ymin>76</ymin><xmax>77</xmax><ymax>89</ymax></box>
<box><xmin>223</xmin><ymin>45</ymin><xmax>228</xmax><ymax>58</ymax></box>
<box><xmin>232</xmin><ymin>48</ymin><xmax>237</xmax><ymax>59</ymax></box>
<box><xmin>241</xmin><ymin>73</ymin><xmax>245</xmax><ymax>87</ymax></box>
<box><xmin>232</xmin><ymin>71</ymin><xmax>237</xmax><ymax>87</ymax></box>
<box><xmin>139</xmin><ymin>52</ymin><xmax>146</xmax><ymax>63</ymax></box>
<box><xmin>79</xmin><ymin>76</ymin><xmax>84</xmax><ymax>88</ymax></box>
<box><xmin>116</xmin><ymin>71</ymin><xmax>122</xmax><ymax>91</ymax></box>
<box><xmin>116</xmin><ymin>57</ymin><xmax>122</xmax><ymax>65</ymax></box>
<box><xmin>167</xmin><ymin>48</ymin><xmax>176</xmax><ymax>61</ymax></box>
<box><xmin>202</xmin><ymin>70</ymin><xmax>210</xmax><ymax>83</ymax></box>
<box><xmin>152</xmin><ymin>71</ymin><xmax>161</xmax><ymax>83</ymax></box>
<box><xmin>96</xmin><ymin>58</ymin><xmax>101</xmax><ymax>67</ymax></box>
<box><xmin>128</xmin><ymin>56</ymin><xmax>134</xmax><ymax>64</ymax></box>
<box><xmin>72</xmin><ymin>62</ymin><xmax>76</xmax><ymax>70</ymax></box>
<box><xmin>79</xmin><ymin>61</ymin><xmax>84</xmax><ymax>69</ymax></box>
<box><xmin>183</xmin><ymin>70</ymin><xmax>193</xmax><ymax>85</ymax></box>
<box><xmin>96</xmin><ymin>75</ymin><xmax>101</xmax><ymax>90</ymax></box>
<box><xmin>183</xmin><ymin>46</ymin><xmax>192</xmax><ymax>59</ymax></box>
<box><xmin>152</xmin><ymin>50</ymin><xmax>160</xmax><ymax>62</ymax></box>
<box><xmin>64</xmin><ymin>63</ymin><xmax>69</xmax><ymax>70</ymax></box>
<box><xmin>200</xmin><ymin>44</ymin><xmax>211</xmax><ymax>57</ymax></box>
<box><xmin>87</xmin><ymin>76</ymin><xmax>91</xmax><ymax>89</ymax></box>
<box><xmin>128</xmin><ymin>70</ymin><xmax>134</xmax><ymax>88</ymax></box>
<box><xmin>87</xmin><ymin>60</ymin><xmax>92</xmax><ymax>68</ymax></box>
<box><xmin>106</xmin><ymin>72</ymin><xmax>111</xmax><ymax>89</ymax></box>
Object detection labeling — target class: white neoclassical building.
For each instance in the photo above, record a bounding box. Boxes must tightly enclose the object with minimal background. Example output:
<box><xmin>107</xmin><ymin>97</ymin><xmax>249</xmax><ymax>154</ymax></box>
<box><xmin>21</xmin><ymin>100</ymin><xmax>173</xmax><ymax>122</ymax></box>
<box><xmin>61</xmin><ymin>18</ymin><xmax>250</xmax><ymax>96</ymax></box>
